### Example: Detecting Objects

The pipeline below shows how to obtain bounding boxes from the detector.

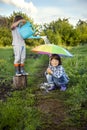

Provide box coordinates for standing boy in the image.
[11,15,28,76]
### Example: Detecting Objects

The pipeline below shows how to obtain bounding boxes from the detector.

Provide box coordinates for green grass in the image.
[0,47,48,130]
[0,45,87,129]
[62,45,87,128]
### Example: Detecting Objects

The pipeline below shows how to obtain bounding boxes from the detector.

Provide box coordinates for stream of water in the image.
[41,36,50,44]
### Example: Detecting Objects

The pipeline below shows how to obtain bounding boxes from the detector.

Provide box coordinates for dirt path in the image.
[35,87,78,130]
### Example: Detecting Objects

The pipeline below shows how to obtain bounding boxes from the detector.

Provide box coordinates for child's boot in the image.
[14,64,21,76]
[60,85,66,91]
[20,64,28,75]
[48,85,56,91]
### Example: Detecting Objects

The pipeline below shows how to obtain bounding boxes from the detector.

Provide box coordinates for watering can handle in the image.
[18,21,26,28]
[18,21,35,31]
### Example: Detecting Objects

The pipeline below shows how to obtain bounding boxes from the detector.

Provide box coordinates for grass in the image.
[0,47,48,130]
[0,45,87,130]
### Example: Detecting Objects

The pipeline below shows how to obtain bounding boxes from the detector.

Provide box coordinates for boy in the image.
[11,15,28,76]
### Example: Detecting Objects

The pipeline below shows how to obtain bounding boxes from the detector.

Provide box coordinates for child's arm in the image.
[46,68,53,75]
[47,66,64,78]
[11,19,26,30]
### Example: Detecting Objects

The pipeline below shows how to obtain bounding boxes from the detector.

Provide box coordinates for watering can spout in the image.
[28,35,51,41]
[28,35,41,39]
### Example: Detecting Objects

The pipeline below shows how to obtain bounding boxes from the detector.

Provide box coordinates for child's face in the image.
[50,59,59,67]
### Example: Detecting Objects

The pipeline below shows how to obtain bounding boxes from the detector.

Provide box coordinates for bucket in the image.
[18,21,35,39]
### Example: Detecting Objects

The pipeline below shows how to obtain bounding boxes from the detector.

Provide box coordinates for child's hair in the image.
[50,54,62,65]
[14,15,23,22]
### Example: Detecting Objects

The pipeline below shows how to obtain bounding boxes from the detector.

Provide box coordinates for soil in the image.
[0,78,13,101]
[35,88,78,130]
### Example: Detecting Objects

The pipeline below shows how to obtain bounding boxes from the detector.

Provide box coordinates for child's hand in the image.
[46,68,53,74]
[20,19,26,23]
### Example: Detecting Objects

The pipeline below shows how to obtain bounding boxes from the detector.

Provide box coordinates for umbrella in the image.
[32,44,73,57]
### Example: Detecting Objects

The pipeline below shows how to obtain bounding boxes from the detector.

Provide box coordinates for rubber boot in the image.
[48,86,56,91]
[60,85,66,91]
[15,66,21,76]
[20,66,28,75]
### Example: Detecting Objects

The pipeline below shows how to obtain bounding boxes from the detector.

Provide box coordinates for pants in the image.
[13,45,26,65]
[45,74,69,87]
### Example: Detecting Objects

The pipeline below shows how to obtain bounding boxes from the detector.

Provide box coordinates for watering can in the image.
[18,21,41,39]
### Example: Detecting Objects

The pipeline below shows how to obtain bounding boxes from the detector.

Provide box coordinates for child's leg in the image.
[46,74,54,86]
[53,76,67,91]
[20,45,26,65]
[13,45,21,65]
[13,45,21,76]
[20,45,28,75]
[45,74,56,91]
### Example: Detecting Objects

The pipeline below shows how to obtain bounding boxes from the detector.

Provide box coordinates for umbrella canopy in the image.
[32,44,73,57]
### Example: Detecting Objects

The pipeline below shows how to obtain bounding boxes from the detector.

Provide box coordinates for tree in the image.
[76,20,87,44]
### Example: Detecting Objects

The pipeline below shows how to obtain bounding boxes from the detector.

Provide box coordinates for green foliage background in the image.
[0,12,87,47]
